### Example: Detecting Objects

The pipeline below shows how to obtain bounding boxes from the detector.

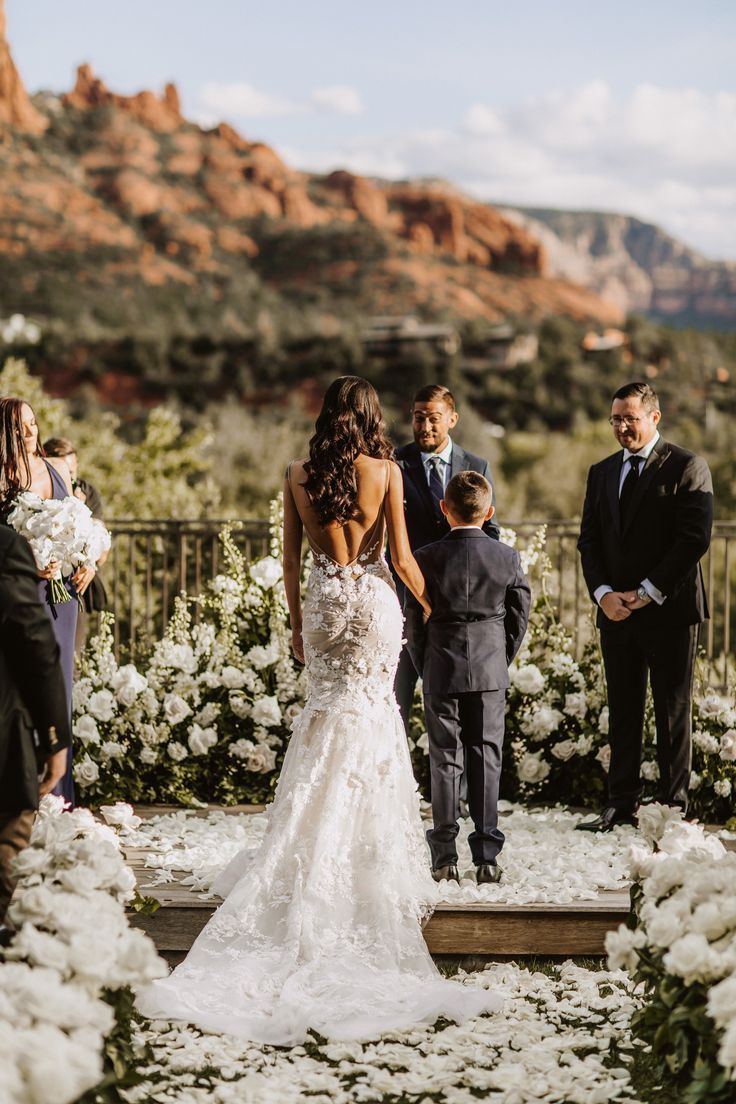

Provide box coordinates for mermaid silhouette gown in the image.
[39,460,77,806]
[138,466,502,1044]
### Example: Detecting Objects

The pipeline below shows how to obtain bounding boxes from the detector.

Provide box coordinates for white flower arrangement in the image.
[606,804,736,1095]
[1,797,165,1104]
[7,492,111,604]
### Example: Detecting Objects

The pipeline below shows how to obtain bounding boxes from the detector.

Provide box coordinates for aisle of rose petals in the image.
[124,962,643,1104]
[109,803,633,905]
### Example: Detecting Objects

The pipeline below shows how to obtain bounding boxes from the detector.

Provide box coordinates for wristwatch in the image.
[636,584,652,604]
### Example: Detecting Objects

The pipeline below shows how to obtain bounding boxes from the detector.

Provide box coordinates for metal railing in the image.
[101,518,735,683]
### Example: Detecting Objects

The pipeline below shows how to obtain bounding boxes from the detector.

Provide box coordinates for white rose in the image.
[251,696,282,728]
[162,693,190,725]
[663,932,722,984]
[284,703,303,724]
[693,729,719,755]
[140,746,158,765]
[645,900,687,947]
[720,730,736,761]
[220,666,247,690]
[641,759,660,781]
[598,706,609,735]
[516,751,551,784]
[188,724,218,756]
[510,664,545,696]
[521,703,563,740]
[690,771,703,789]
[708,975,736,1028]
[87,690,115,722]
[563,691,587,719]
[73,754,99,787]
[605,925,646,972]
[7,924,70,971]
[250,556,282,589]
[243,744,278,773]
[74,715,100,746]
[551,739,577,762]
[714,778,732,797]
[167,741,188,762]
[99,802,141,830]
[596,743,611,772]
[229,692,251,719]
[111,664,147,707]
[636,803,684,845]
[99,741,125,763]
[195,702,221,726]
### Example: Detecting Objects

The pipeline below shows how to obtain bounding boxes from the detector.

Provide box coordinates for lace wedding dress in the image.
[138,490,502,1044]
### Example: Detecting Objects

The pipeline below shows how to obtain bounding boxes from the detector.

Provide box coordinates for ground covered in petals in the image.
[120,804,633,905]
[125,962,645,1104]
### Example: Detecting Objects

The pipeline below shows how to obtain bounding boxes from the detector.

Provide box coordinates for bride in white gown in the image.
[138,376,502,1044]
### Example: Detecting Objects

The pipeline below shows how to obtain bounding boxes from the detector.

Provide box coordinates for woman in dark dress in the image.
[0,398,97,807]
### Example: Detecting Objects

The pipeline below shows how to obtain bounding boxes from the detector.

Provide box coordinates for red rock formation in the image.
[0,0,47,133]
[64,63,184,132]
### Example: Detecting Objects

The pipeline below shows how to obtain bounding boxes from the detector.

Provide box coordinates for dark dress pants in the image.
[424,689,505,867]
[395,645,419,736]
[601,621,699,814]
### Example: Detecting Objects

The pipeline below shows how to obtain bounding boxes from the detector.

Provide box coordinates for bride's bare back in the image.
[286,456,390,567]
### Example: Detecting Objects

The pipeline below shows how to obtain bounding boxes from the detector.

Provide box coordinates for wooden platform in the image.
[125,847,630,958]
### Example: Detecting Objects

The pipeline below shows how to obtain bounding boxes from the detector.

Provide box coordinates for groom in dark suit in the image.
[404,472,530,884]
[577,381,713,831]
[392,383,500,732]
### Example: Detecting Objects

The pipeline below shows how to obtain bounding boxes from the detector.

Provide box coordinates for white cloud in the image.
[311,85,363,115]
[282,81,736,259]
[199,82,364,120]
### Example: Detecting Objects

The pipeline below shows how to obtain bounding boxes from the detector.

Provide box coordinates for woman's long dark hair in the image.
[0,397,44,515]
[303,377,394,525]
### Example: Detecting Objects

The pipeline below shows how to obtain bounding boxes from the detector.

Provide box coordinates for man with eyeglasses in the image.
[577,381,713,831]
[392,383,499,735]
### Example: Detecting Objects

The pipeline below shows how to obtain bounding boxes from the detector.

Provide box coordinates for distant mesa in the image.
[0,0,47,133]
[64,63,184,133]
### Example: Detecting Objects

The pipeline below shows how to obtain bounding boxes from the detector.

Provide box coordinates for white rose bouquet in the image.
[7,492,111,604]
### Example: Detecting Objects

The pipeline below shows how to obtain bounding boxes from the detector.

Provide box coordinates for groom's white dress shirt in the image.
[420,438,453,492]
[594,431,665,607]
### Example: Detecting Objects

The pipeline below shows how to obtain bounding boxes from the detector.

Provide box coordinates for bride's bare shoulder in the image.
[284,458,309,481]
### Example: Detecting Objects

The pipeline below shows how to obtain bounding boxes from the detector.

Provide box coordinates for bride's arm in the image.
[385,463,431,617]
[282,469,305,663]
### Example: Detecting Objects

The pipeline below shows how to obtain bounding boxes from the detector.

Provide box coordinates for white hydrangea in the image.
[195,702,221,726]
[694,729,720,755]
[714,779,732,798]
[99,741,125,763]
[719,730,736,761]
[167,741,188,762]
[563,691,587,719]
[641,760,660,781]
[520,703,563,740]
[188,725,218,756]
[246,640,281,670]
[598,707,609,735]
[220,666,247,690]
[110,664,147,707]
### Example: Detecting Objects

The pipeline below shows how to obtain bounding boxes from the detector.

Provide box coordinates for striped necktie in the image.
[428,456,445,516]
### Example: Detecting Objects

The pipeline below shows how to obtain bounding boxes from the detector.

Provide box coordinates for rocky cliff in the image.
[0,8,627,401]
[504,207,736,329]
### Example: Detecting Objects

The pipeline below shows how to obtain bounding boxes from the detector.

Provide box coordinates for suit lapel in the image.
[621,437,671,535]
[606,453,623,536]
[449,442,468,481]
[404,444,437,518]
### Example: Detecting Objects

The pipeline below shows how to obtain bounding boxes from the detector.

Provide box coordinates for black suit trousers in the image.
[601,620,698,812]
[424,689,505,866]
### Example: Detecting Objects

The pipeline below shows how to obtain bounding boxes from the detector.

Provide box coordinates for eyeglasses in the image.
[609,416,647,427]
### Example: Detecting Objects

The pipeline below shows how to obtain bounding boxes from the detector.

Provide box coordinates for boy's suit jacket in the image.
[404,528,531,695]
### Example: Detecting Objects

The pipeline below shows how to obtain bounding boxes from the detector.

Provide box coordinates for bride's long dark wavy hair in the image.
[303,377,394,525]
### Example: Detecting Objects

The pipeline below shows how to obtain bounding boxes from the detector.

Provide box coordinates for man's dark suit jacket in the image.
[578,437,713,629]
[0,527,71,812]
[394,441,500,554]
[404,528,531,694]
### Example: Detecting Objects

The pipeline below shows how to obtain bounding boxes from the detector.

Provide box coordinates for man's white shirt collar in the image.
[623,430,660,464]
[421,438,453,466]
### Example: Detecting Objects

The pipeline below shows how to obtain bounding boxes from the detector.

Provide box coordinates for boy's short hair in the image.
[444,471,492,524]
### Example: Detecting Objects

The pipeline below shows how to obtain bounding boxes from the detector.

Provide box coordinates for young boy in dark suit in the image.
[404,471,531,884]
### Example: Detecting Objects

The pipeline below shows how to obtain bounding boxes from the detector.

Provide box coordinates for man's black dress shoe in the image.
[575,806,637,833]
[432,863,459,883]
[476,863,502,885]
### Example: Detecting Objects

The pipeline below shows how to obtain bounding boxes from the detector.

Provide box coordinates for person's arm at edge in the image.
[480,459,500,540]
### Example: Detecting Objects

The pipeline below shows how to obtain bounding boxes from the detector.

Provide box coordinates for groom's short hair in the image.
[413,384,455,412]
[444,471,492,523]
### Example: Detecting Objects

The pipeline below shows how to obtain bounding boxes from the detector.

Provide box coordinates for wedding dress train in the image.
[138,520,502,1044]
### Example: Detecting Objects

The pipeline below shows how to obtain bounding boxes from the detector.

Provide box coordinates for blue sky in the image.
[8,1,736,258]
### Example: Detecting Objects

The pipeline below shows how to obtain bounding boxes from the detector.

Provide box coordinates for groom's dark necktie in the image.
[427,456,445,517]
[619,454,642,524]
